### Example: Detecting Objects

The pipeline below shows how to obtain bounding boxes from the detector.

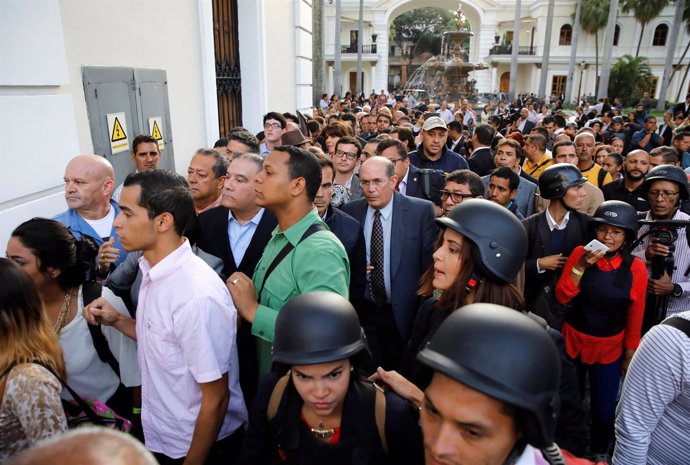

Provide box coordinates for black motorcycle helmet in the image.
[272,291,368,366]
[538,164,587,200]
[417,303,561,449]
[640,164,689,201]
[588,200,639,242]
[435,199,527,284]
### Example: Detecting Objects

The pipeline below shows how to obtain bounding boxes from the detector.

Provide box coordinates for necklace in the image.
[310,420,335,440]
[53,289,73,335]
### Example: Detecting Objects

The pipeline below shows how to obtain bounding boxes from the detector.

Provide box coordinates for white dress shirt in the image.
[228,208,264,267]
[136,240,247,458]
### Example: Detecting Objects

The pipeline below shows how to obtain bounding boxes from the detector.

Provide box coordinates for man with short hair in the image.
[631,116,662,153]
[332,136,363,201]
[55,154,127,267]
[445,121,465,155]
[536,140,605,215]
[482,139,536,218]
[522,133,552,179]
[602,149,651,211]
[260,112,287,155]
[575,131,613,188]
[113,135,162,202]
[227,129,260,156]
[377,138,444,213]
[515,107,536,135]
[487,167,523,219]
[188,148,229,215]
[441,169,484,216]
[673,93,690,119]
[672,131,690,169]
[342,157,436,368]
[390,126,416,152]
[633,165,690,330]
[225,146,350,376]
[376,107,393,133]
[408,117,469,174]
[196,152,277,404]
[649,146,679,168]
[467,123,496,176]
[84,170,247,465]
[438,101,453,123]
[360,137,384,162]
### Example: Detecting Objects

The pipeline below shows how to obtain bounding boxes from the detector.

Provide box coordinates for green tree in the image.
[390,8,456,57]
[676,1,690,100]
[620,0,670,57]
[577,0,609,95]
[608,55,653,104]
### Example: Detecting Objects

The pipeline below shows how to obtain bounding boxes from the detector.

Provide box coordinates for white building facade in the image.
[0,0,314,254]
[323,0,690,101]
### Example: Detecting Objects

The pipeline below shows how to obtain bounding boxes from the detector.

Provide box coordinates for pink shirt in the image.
[136,240,247,458]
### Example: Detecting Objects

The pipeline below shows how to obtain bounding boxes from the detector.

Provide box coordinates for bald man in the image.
[8,427,157,465]
[54,154,127,267]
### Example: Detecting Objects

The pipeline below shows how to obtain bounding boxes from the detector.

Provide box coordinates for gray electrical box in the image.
[82,66,175,185]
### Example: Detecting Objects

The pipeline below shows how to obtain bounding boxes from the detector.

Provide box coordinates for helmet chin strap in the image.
[557,197,576,212]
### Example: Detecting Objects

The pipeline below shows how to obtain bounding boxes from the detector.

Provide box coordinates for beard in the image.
[624,168,645,181]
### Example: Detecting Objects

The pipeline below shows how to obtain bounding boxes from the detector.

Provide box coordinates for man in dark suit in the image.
[673,93,690,119]
[313,155,367,310]
[445,120,466,155]
[196,152,277,404]
[342,157,437,369]
[512,107,535,135]
[522,164,591,305]
[467,123,496,177]
[377,138,445,216]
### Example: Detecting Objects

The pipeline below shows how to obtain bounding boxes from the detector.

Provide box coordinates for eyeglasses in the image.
[440,190,475,203]
[334,150,358,160]
[595,226,625,239]
[648,190,679,199]
[263,123,282,130]
[360,178,387,188]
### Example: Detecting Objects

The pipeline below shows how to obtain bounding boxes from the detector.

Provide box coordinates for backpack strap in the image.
[374,384,388,456]
[420,169,432,200]
[597,167,607,188]
[257,223,327,300]
[662,317,690,338]
[82,281,120,377]
[267,373,291,422]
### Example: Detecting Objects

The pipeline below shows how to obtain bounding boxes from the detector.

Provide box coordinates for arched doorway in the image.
[500,72,510,93]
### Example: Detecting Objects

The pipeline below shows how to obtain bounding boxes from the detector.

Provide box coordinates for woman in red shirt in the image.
[555,200,647,454]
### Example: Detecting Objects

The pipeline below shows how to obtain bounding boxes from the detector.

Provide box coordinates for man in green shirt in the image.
[226,145,350,375]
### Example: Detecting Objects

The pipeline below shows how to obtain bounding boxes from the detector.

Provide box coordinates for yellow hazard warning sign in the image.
[106,112,130,154]
[148,116,165,150]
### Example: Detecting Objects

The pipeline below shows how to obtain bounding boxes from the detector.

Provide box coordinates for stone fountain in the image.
[402,4,488,102]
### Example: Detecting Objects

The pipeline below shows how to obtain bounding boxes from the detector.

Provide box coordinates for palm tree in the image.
[578,0,609,96]
[657,0,685,111]
[608,55,653,102]
[620,0,670,57]
[598,0,620,99]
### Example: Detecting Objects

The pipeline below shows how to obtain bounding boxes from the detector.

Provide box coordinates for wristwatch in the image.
[672,283,683,298]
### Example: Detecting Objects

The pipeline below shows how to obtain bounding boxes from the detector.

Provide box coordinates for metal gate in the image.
[213,0,242,136]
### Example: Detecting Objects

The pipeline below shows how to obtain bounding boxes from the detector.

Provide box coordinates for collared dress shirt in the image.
[228,209,264,267]
[136,240,247,458]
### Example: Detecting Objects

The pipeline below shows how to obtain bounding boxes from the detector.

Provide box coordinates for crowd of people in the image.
[2,89,690,465]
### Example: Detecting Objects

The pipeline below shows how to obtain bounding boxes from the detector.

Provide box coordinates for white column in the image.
[491,66,498,92]
[237,0,268,134]
[373,24,388,91]
[328,65,334,95]
[370,65,377,93]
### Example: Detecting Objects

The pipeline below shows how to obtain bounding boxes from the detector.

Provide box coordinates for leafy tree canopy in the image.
[390,7,457,55]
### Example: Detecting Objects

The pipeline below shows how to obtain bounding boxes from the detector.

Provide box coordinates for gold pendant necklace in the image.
[310,420,335,440]
[53,289,73,335]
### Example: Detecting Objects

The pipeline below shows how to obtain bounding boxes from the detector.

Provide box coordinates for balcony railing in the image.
[489,45,536,55]
[340,44,377,54]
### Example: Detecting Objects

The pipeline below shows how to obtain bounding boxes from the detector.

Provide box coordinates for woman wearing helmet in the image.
[555,200,648,454]
[399,199,527,378]
[239,292,423,465]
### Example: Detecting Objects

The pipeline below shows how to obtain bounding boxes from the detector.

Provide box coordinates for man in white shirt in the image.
[85,170,247,465]
[438,101,453,123]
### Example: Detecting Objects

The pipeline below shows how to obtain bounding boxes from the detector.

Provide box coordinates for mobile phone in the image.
[584,239,608,254]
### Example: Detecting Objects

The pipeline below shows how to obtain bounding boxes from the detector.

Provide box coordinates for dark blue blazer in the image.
[342,192,437,339]
[405,164,445,206]
[325,206,367,304]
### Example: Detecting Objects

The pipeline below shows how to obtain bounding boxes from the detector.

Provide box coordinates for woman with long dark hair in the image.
[555,200,647,454]
[0,258,67,461]
[6,218,139,411]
